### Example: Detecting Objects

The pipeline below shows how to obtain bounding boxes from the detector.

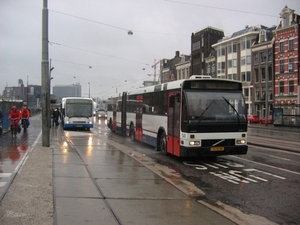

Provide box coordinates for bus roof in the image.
[126,77,242,96]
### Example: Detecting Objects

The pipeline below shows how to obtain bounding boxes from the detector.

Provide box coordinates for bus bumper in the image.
[180,145,248,157]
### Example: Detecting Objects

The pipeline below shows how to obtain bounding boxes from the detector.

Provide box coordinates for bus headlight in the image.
[236,139,246,144]
[189,141,200,146]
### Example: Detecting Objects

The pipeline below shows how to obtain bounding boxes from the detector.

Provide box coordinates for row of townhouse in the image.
[159,5,299,121]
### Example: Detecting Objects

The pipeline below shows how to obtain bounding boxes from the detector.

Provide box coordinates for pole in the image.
[265,42,269,126]
[27,75,29,105]
[41,0,50,146]
[88,82,90,98]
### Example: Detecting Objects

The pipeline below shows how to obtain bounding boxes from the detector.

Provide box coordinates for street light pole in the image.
[88,82,90,98]
[27,75,29,105]
[41,0,50,146]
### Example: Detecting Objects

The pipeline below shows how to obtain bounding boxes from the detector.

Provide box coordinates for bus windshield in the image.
[66,103,93,118]
[185,91,246,123]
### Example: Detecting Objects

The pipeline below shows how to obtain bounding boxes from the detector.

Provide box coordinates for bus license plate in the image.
[211,147,224,151]
[76,125,83,128]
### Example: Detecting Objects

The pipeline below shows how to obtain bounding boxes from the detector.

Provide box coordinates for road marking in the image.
[0,173,12,178]
[0,182,7,187]
[230,156,300,176]
[269,155,291,161]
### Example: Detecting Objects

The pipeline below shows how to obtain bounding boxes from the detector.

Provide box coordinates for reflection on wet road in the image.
[0,114,41,201]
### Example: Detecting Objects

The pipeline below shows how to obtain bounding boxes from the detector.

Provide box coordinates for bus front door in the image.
[167,92,180,156]
[135,95,143,141]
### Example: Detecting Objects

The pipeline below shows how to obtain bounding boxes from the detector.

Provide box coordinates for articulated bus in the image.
[61,97,95,130]
[107,76,248,157]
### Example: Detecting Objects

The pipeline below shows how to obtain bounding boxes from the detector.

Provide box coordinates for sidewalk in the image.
[1,124,299,225]
[248,124,300,153]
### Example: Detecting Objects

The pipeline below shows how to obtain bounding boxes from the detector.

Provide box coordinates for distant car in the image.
[260,116,272,124]
[96,109,107,119]
[247,115,260,123]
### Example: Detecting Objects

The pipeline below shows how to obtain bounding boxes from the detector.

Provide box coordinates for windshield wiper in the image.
[197,100,215,124]
[222,96,240,124]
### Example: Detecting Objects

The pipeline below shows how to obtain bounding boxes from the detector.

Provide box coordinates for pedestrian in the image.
[52,107,61,126]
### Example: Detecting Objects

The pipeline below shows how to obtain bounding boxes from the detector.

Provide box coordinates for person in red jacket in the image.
[8,106,21,132]
[21,106,31,128]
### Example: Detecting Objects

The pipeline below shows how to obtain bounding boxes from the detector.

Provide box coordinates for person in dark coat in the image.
[52,108,61,126]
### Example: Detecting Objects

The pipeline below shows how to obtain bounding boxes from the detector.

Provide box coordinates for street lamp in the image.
[88,82,90,98]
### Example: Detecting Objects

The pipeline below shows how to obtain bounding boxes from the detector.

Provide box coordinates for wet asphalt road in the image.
[92,118,300,225]
[1,115,300,224]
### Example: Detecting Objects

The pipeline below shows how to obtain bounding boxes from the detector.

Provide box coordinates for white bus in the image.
[61,97,94,130]
[107,76,248,157]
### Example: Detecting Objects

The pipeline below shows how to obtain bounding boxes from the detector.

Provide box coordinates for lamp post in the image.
[88,82,90,98]
[41,0,50,146]
[27,75,29,106]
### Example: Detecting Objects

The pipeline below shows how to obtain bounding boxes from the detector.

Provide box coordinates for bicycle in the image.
[21,117,29,132]
[10,118,19,138]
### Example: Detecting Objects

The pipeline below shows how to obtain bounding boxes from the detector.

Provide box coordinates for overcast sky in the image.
[1,0,300,99]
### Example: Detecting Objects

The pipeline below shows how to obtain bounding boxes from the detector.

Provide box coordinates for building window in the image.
[246,55,251,65]
[269,88,273,100]
[177,70,181,80]
[283,15,290,27]
[279,41,284,52]
[279,81,284,96]
[233,59,237,67]
[241,71,251,82]
[228,60,232,68]
[241,56,246,65]
[228,43,232,53]
[289,58,294,72]
[279,59,284,73]
[217,62,225,74]
[255,88,259,100]
[233,43,237,52]
[243,88,249,102]
[260,52,266,63]
[233,73,237,80]
[254,53,259,64]
[246,71,251,82]
[255,69,259,83]
[289,39,294,51]
[261,68,265,82]
[259,30,266,43]
[261,87,266,100]
[267,50,272,62]
[192,41,200,51]
[289,80,294,95]
[201,35,204,47]
[268,66,273,81]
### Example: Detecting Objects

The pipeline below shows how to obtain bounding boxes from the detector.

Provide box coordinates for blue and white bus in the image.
[61,97,94,130]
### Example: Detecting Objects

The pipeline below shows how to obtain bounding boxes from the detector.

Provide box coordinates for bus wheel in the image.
[159,132,168,155]
[129,124,135,141]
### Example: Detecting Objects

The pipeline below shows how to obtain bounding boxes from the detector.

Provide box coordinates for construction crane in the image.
[148,59,160,83]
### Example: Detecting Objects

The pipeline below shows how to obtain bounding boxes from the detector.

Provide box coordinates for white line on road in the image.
[0,173,12,178]
[230,156,300,176]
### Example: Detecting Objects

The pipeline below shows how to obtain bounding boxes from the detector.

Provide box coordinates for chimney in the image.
[175,51,180,57]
